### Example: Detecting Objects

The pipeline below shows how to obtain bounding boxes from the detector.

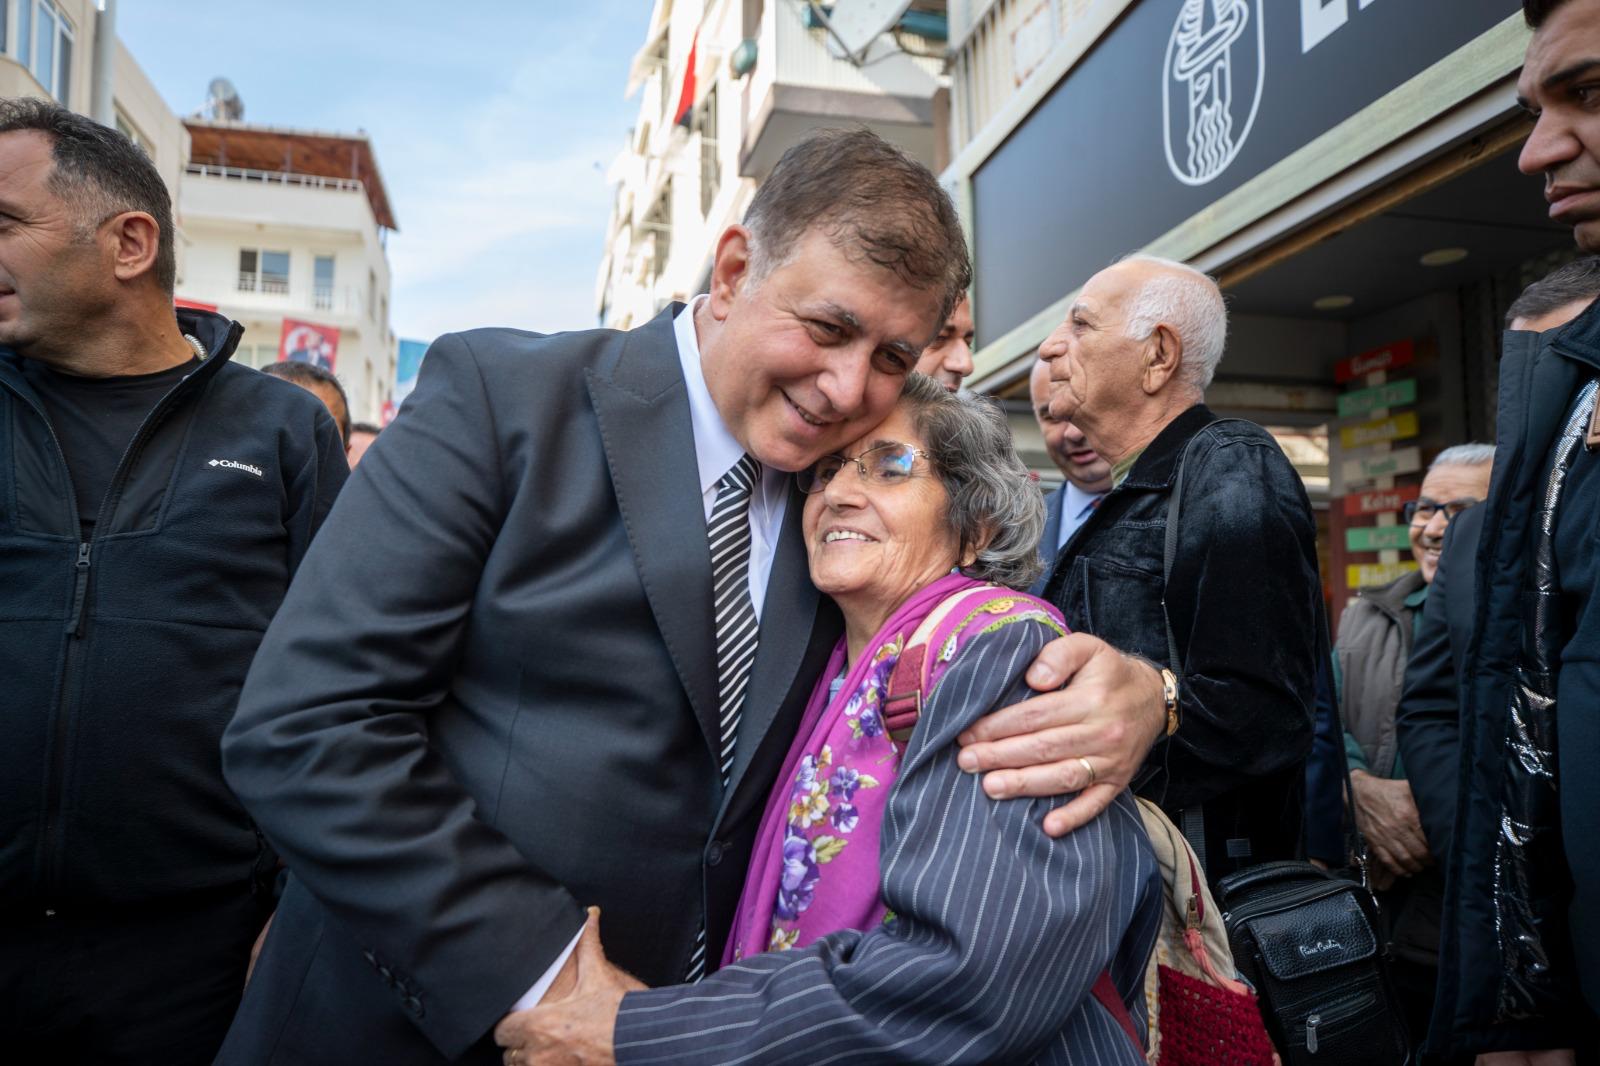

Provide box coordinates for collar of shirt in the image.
[1063,481,1102,520]
[673,296,788,522]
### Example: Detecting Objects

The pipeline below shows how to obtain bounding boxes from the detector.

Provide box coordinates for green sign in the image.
[1338,379,1417,418]
[1346,525,1412,552]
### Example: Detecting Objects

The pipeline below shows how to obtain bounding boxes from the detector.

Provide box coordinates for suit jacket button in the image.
[378,965,394,983]
[706,841,725,866]
[404,994,424,1017]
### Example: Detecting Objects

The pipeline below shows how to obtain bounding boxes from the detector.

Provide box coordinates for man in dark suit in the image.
[216,131,1174,1065]
[1027,356,1110,595]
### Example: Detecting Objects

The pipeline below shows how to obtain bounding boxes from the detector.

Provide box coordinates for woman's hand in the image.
[494,908,645,1066]
[955,633,1167,837]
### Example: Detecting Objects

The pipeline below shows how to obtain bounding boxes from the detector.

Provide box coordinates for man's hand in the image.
[1349,770,1432,877]
[1476,1051,1577,1066]
[494,908,644,1066]
[245,911,274,989]
[956,633,1166,837]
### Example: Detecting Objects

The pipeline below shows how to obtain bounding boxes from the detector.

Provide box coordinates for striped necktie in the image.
[687,452,761,982]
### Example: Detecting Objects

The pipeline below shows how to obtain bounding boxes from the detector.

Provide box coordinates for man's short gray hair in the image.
[1429,443,1495,473]
[1120,255,1227,392]
[897,373,1046,589]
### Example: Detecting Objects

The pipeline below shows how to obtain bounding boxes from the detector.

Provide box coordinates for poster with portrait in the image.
[278,318,340,372]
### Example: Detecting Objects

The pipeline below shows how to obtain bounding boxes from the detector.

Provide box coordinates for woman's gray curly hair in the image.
[897,373,1046,589]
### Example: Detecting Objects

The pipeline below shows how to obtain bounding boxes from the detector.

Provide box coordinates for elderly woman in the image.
[498,375,1160,1065]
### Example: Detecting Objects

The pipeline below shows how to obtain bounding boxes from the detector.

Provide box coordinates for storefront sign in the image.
[1340,411,1419,450]
[1346,525,1413,552]
[1347,561,1420,589]
[1341,483,1420,517]
[1337,378,1417,417]
[971,0,1518,345]
[1341,446,1423,484]
[1335,340,1416,384]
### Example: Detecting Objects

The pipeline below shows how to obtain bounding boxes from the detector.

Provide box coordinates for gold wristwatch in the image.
[1160,668,1179,735]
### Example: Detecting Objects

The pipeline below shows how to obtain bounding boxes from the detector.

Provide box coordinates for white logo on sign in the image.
[1162,0,1266,187]
[208,458,264,478]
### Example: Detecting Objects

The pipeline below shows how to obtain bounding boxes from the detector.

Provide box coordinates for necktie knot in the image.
[718,453,760,499]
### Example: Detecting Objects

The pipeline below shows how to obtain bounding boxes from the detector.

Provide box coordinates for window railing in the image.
[313,284,334,310]
[238,272,289,295]
[237,271,256,293]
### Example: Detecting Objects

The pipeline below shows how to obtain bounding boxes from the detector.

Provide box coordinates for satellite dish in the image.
[204,77,244,122]
[816,0,915,63]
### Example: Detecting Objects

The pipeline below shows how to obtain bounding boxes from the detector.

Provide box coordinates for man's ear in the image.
[104,211,163,285]
[1141,323,1184,395]
[707,225,754,322]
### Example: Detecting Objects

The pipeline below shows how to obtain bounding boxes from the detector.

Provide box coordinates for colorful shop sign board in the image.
[1337,378,1417,419]
[1342,446,1423,485]
[1335,339,1415,384]
[1340,411,1419,451]
[1346,525,1412,552]
[1341,483,1420,517]
[1347,561,1420,589]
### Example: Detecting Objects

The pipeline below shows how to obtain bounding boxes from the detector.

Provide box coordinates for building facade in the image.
[947,0,1554,604]
[176,121,399,424]
[596,0,950,330]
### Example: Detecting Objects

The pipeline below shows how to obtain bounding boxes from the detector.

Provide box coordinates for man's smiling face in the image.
[701,228,945,473]
[1519,0,1600,251]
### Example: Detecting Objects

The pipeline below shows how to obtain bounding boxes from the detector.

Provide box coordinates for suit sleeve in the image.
[1146,436,1320,810]
[223,333,585,1059]
[282,404,349,576]
[1396,520,1465,859]
[613,618,1158,1065]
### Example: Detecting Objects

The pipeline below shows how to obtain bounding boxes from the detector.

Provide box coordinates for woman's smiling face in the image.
[802,406,962,635]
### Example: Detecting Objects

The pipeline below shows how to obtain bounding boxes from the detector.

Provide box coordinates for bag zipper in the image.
[1222,878,1354,928]
[1298,989,1376,1054]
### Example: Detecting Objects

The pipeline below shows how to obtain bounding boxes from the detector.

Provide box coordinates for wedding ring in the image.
[1076,756,1096,787]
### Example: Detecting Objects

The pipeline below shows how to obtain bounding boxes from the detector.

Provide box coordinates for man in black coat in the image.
[0,101,347,1065]
[217,130,1177,1066]
[1038,255,1321,888]
[1425,3,1600,1053]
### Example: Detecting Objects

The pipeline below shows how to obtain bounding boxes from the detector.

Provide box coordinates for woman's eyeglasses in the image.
[798,442,932,494]
[1402,497,1481,526]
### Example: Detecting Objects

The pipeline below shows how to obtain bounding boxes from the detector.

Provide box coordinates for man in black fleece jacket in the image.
[0,100,347,1065]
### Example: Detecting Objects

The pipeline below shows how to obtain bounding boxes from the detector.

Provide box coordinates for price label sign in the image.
[1347,561,1420,589]
[1340,411,1419,450]
[1337,378,1417,418]
[1346,525,1413,552]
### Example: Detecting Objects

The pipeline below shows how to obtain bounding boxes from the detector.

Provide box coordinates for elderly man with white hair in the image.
[1036,255,1322,888]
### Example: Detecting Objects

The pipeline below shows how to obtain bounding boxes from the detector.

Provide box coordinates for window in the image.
[313,255,335,310]
[21,1,72,104]
[698,85,719,217]
[366,268,376,320]
[115,110,146,152]
[238,248,289,294]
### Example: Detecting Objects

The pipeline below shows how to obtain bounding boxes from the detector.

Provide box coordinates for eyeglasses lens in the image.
[868,445,916,483]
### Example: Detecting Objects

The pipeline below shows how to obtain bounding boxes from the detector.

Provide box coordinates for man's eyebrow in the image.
[1540,57,1600,98]
[816,301,920,358]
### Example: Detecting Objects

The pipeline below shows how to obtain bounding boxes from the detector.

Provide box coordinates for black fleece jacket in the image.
[0,309,347,912]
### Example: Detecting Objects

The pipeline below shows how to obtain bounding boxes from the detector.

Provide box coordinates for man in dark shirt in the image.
[0,100,346,1065]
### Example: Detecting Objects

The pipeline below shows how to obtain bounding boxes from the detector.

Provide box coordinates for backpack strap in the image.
[882,585,1007,742]
[1091,971,1142,1050]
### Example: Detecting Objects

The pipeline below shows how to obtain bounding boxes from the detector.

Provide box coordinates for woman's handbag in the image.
[1136,797,1280,1065]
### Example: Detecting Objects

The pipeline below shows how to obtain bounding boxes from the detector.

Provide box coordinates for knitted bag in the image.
[1136,797,1279,1065]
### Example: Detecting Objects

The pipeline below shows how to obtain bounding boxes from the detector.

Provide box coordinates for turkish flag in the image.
[674,31,698,127]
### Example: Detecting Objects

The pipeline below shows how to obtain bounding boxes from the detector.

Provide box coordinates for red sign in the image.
[1341,483,1420,517]
[1335,339,1415,384]
[278,318,340,372]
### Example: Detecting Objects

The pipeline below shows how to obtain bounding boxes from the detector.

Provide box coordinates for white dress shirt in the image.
[1057,481,1104,552]
[511,296,789,1012]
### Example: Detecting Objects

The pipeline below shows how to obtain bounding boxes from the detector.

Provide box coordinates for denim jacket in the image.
[1042,404,1321,884]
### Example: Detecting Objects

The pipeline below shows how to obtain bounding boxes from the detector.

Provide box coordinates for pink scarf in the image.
[722,573,988,963]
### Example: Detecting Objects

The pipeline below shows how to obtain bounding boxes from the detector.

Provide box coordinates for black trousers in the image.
[0,886,270,1066]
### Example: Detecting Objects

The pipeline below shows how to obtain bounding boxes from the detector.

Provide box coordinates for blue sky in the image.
[118,0,647,344]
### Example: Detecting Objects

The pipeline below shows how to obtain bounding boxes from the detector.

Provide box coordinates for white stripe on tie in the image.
[687,452,760,982]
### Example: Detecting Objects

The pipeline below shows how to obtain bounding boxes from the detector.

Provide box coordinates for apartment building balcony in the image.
[739,0,947,179]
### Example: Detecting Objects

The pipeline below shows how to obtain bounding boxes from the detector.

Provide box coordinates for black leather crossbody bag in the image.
[1163,423,1411,1065]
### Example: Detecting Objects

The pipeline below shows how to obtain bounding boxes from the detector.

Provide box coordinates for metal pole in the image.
[90,0,117,126]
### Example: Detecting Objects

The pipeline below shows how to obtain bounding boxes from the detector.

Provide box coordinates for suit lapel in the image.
[720,479,823,815]
[587,307,722,756]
